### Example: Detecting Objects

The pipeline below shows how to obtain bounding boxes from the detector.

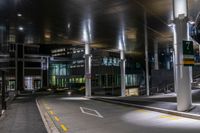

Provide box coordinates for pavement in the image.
[37,94,200,133]
[0,93,47,133]
[92,89,200,120]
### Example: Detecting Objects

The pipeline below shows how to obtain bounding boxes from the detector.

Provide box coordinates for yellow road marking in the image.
[49,111,54,115]
[159,115,180,120]
[61,124,68,132]
[54,116,60,122]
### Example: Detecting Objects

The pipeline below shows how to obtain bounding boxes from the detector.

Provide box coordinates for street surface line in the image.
[159,115,180,120]
[49,111,54,115]
[80,107,104,118]
[54,116,60,122]
[61,124,68,132]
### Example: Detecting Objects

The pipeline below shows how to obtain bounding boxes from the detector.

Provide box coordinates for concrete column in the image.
[154,39,159,70]
[85,43,92,97]
[172,50,178,93]
[144,11,150,96]
[173,0,192,111]
[187,23,193,83]
[120,50,126,97]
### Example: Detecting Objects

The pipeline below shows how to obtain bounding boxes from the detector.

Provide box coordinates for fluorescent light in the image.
[173,0,187,18]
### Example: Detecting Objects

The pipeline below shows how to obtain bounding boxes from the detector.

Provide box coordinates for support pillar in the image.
[120,50,126,97]
[154,39,159,70]
[173,0,192,111]
[144,11,150,96]
[85,43,92,97]
[187,23,193,83]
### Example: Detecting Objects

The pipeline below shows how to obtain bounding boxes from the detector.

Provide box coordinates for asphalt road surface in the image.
[38,95,200,133]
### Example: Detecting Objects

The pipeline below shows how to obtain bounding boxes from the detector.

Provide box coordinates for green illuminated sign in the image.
[182,40,194,66]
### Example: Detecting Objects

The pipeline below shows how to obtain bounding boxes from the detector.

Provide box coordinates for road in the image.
[38,95,200,133]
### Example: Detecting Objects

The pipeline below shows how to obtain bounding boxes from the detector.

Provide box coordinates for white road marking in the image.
[80,107,104,118]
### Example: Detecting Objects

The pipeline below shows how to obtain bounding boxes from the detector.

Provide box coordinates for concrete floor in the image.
[38,95,200,133]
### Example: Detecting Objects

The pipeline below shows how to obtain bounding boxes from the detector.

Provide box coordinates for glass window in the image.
[102,57,108,66]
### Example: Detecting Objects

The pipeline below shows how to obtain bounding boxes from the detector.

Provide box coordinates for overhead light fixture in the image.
[17,13,22,17]
[18,26,24,31]
[189,20,195,25]
[168,23,174,27]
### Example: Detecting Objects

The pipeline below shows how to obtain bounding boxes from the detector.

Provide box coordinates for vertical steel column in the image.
[120,50,126,97]
[85,43,91,97]
[144,11,150,96]
[154,39,159,70]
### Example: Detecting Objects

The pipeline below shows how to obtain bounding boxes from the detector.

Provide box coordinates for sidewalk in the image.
[0,93,47,133]
[92,89,200,120]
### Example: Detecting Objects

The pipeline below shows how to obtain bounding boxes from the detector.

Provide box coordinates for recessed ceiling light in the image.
[18,26,24,31]
[17,13,22,17]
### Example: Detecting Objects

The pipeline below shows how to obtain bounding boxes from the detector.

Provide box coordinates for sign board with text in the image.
[182,40,194,66]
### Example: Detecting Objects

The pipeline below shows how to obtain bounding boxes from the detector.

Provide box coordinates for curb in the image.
[92,98,200,120]
[36,99,60,133]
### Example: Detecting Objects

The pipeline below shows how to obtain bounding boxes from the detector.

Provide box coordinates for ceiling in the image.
[0,0,200,56]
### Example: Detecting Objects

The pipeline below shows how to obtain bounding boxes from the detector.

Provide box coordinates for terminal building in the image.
[47,46,144,95]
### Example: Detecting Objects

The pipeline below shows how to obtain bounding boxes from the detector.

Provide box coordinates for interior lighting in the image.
[173,0,187,18]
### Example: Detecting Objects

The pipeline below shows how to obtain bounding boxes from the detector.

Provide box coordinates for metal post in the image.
[144,11,150,96]
[15,44,18,95]
[41,57,43,88]
[85,43,92,97]
[166,46,171,70]
[46,57,49,87]
[22,44,24,90]
[120,50,126,97]
[1,71,6,110]
[154,39,159,70]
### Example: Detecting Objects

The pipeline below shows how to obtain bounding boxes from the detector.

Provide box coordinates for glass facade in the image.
[49,63,69,87]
